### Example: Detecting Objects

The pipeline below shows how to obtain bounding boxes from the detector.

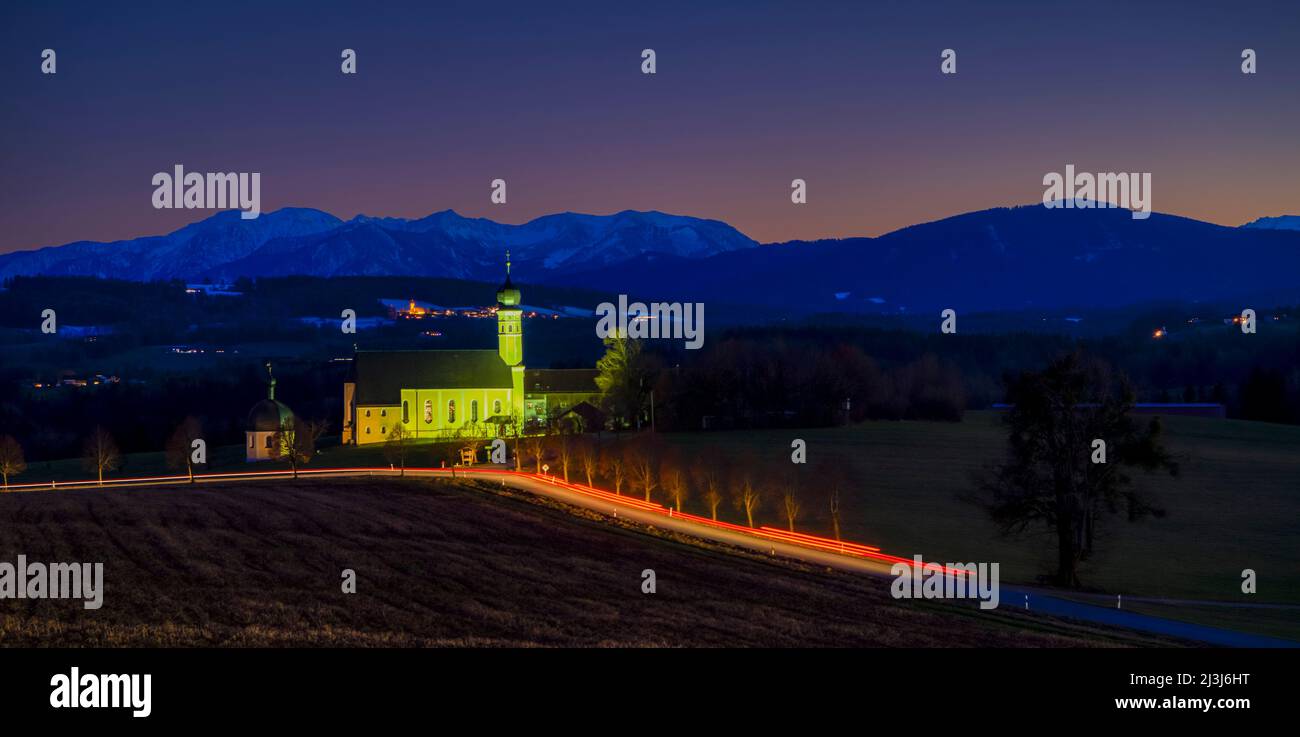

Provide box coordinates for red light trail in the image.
[3,465,970,575]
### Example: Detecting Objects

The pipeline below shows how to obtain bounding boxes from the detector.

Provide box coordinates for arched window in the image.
[471,400,479,423]
[447,400,456,424]
[248,435,254,448]
[493,399,502,415]
[402,401,409,424]
[423,400,433,424]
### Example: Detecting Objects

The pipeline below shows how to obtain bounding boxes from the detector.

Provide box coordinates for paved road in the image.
[467,469,1299,648]
[10,465,1297,647]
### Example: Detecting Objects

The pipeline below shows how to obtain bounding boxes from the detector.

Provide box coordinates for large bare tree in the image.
[971,353,1178,587]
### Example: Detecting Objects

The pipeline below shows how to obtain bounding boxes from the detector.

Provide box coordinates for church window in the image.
[381,409,386,417]
[248,436,254,448]
[493,399,502,415]
[402,401,409,424]
[423,400,433,424]
[381,426,386,434]
[471,400,479,423]
[448,400,456,424]
[265,436,273,449]
[364,409,371,417]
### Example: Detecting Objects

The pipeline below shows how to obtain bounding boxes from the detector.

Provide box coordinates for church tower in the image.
[496,251,523,366]
[495,252,526,425]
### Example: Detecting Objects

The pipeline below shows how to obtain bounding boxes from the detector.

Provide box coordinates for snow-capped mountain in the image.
[0,208,758,282]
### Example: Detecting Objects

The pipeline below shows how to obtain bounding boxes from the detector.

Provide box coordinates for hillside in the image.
[0,477,1166,647]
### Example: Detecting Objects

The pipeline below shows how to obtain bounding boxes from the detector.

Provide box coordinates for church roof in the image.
[525,368,600,394]
[353,350,513,405]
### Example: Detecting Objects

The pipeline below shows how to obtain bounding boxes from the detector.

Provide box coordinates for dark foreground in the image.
[0,478,1173,647]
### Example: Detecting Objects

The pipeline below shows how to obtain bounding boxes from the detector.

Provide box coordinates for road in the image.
[7,465,1297,647]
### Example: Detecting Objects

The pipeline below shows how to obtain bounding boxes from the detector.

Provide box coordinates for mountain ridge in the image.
[3,204,1298,312]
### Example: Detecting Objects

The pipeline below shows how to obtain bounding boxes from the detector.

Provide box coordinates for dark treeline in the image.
[0,362,346,463]
[637,322,1300,430]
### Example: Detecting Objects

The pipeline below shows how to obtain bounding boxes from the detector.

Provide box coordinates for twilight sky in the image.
[1,0,1298,254]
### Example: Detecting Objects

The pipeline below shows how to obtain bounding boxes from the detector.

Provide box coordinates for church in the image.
[342,258,600,444]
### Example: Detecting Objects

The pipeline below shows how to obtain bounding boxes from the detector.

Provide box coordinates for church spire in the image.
[265,362,277,400]
[496,249,520,307]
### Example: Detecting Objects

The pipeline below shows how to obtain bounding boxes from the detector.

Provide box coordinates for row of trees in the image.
[0,427,124,489]
[505,431,854,535]
[0,415,328,489]
[593,332,968,432]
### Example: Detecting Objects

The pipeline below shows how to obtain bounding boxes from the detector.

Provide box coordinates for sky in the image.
[1,0,1298,253]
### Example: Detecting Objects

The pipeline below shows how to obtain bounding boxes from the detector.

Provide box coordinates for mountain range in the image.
[2,204,1298,312]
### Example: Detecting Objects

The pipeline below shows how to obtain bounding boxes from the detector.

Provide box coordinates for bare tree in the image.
[552,430,574,482]
[603,447,627,494]
[0,435,27,490]
[781,486,801,532]
[273,418,325,479]
[661,454,688,512]
[825,461,848,541]
[165,416,205,483]
[383,424,412,476]
[733,469,762,527]
[576,436,601,487]
[82,426,121,486]
[829,486,842,541]
[627,439,659,502]
[693,459,726,521]
[524,433,548,475]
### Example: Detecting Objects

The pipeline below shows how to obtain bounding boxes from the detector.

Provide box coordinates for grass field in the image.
[656,413,1300,619]
[0,477,1168,647]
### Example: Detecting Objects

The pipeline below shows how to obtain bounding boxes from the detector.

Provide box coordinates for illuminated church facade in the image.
[343,258,599,444]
